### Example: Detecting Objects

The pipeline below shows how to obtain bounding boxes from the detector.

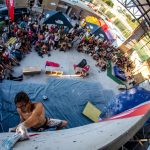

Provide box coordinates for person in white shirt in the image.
[54,33,60,49]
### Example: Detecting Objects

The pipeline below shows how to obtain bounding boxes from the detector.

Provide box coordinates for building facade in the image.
[14,0,99,19]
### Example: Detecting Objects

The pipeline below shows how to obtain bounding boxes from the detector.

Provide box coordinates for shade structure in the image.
[99,19,105,26]
[99,20,109,32]
[93,27,109,41]
[105,29,115,42]
[86,22,108,41]
[85,16,100,26]
[86,17,109,32]
[86,22,100,33]
[44,10,73,29]
[85,16,114,41]
[101,24,109,32]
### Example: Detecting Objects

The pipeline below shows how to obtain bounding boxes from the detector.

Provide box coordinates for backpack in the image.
[77,59,87,68]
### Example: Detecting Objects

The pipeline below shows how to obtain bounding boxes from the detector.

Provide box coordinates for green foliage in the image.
[102,0,114,7]
[133,43,150,62]
[100,6,106,13]
[117,9,122,14]
[114,18,131,38]
[122,9,126,15]
[113,19,126,31]
[105,11,115,19]
[143,33,150,45]
[117,10,138,30]
[125,13,132,20]
[133,34,150,62]
[126,18,139,30]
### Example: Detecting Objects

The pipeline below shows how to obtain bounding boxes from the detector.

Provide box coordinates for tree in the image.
[126,13,132,20]
[102,0,114,7]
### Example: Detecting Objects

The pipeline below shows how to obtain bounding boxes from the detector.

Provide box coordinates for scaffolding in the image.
[120,123,150,150]
[117,0,150,63]
[117,0,150,38]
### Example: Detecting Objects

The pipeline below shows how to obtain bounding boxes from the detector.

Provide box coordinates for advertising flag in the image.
[9,0,14,21]
[5,0,9,8]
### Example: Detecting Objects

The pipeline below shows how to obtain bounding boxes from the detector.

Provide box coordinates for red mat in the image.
[46,61,60,67]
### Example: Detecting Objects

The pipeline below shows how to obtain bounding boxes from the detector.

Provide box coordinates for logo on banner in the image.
[55,20,63,25]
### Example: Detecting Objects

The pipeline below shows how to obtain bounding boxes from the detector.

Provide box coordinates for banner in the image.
[9,0,14,21]
[101,102,150,122]
[5,0,9,8]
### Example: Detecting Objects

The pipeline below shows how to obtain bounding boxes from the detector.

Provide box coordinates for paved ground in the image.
[12,46,120,95]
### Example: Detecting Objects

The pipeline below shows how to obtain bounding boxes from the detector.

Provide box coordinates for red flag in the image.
[9,0,14,21]
[5,0,9,8]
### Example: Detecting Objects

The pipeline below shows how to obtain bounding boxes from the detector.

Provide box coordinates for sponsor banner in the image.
[101,102,150,121]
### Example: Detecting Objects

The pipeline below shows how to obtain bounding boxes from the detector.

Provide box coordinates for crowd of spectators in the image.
[76,29,136,86]
[0,12,135,85]
[77,30,135,73]
[0,12,81,81]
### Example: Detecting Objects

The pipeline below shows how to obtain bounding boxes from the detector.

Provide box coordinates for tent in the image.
[44,10,73,29]
[84,16,115,41]
[99,19,109,32]
[85,16,100,26]
[105,30,115,42]
[86,22,108,41]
